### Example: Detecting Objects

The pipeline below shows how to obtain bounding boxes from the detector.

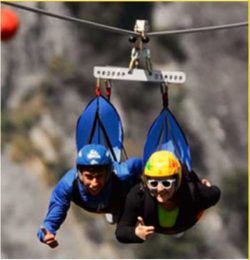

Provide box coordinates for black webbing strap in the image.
[87,97,119,162]
[97,114,118,162]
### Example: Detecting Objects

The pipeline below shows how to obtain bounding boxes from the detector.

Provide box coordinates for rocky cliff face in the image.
[1,2,248,258]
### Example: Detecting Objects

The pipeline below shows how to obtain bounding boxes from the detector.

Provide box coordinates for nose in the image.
[157,182,166,192]
[90,177,99,188]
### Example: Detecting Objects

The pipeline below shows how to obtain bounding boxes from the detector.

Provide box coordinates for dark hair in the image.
[77,164,109,174]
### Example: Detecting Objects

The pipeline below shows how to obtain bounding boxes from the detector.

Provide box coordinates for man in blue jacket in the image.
[37,144,143,248]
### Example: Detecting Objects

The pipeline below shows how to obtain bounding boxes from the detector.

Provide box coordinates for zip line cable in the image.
[1,2,137,36]
[148,21,248,36]
[1,1,248,36]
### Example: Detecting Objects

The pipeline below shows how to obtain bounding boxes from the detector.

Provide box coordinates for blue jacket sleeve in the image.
[115,157,143,181]
[37,169,76,240]
[126,157,143,178]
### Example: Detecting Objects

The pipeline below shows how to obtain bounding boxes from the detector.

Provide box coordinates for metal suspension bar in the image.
[93,66,186,84]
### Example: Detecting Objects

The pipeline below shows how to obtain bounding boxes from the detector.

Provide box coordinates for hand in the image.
[40,227,59,248]
[201,178,211,187]
[135,216,155,241]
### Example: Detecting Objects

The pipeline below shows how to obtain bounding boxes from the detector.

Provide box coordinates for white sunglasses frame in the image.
[147,178,176,190]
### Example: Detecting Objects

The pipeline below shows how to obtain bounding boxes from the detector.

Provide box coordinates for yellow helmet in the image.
[144,151,182,188]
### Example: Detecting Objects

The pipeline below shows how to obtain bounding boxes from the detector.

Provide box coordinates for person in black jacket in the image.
[115,151,221,243]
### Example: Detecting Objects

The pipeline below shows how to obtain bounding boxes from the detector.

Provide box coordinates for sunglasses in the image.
[147,178,176,190]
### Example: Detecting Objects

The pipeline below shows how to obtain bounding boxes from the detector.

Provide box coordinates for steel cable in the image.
[1,1,248,37]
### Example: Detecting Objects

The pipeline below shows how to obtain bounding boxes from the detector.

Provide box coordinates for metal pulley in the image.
[93,20,186,85]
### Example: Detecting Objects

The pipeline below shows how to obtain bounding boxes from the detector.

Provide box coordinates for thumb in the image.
[40,227,48,235]
[137,216,145,225]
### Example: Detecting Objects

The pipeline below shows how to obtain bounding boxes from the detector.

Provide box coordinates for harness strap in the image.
[87,109,99,144]
[161,83,169,108]
[98,113,118,162]
[104,79,112,100]
[87,96,118,162]
[95,79,102,96]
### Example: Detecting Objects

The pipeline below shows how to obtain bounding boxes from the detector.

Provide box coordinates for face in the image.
[146,177,177,204]
[79,168,108,196]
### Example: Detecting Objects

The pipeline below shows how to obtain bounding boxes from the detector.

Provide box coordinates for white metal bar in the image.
[93,66,186,84]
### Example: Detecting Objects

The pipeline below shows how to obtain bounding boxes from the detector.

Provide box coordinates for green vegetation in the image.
[47,55,75,79]
[1,89,45,148]
[44,158,69,184]
[2,86,67,184]
[8,135,42,163]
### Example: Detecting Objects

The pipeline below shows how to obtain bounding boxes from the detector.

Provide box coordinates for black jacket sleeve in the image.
[115,185,145,243]
[195,182,221,209]
[189,170,221,210]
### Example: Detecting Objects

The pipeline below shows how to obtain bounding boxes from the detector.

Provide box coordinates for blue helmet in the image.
[76,144,112,167]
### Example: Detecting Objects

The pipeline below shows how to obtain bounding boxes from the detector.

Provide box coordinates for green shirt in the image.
[158,204,179,228]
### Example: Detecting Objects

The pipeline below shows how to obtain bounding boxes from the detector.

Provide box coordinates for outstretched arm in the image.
[115,185,152,243]
[194,173,221,209]
[37,175,72,247]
